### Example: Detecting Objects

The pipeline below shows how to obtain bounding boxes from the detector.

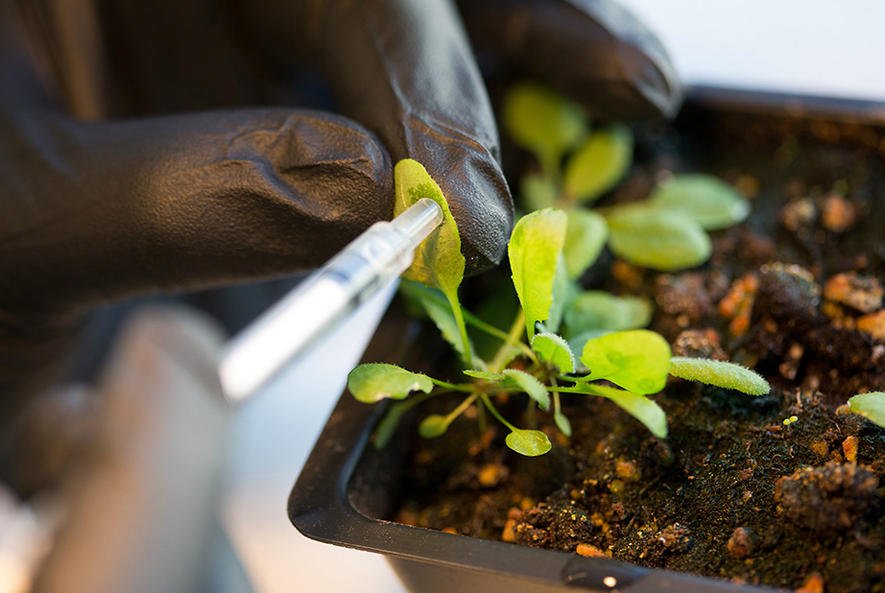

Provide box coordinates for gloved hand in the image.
[0,0,680,431]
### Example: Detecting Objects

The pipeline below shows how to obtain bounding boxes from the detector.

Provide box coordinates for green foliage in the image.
[531,332,576,374]
[394,159,471,362]
[847,392,885,428]
[554,410,572,437]
[607,207,711,271]
[400,281,476,366]
[580,330,671,395]
[648,174,749,230]
[522,173,557,211]
[505,429,553,457]
[508,209,568,338]
[563,210,608,279]
[418,414,449,438]
[564,125,633,204]
[565,291,651,336]
[588,383,668,438]
[502,369,550,411]
[354,145,763,459]
[348,363,433,403]
[502,83,586,176]
[669,357,770,395]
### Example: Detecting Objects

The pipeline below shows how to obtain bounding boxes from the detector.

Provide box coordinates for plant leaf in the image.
[669,357,770,395]
[590,383,668,438]
[400,281,476,365]
[394,159,464,295]
[563,210,608,279]
[521,173,558,211]
[348,363,433,403]
[648,174,750,230]
[418,414,450,438]
[465,369,550,411]
[463,369,506,382]
[531,332,576,374]
[502,369,550,411]
[505,429,553,457]
[607,206,711,271]
[554,411,572,437]
[546,256,572,334]
[563,124,633,204]
[580,330,671,395]
[502,83,586,175]
[509,209,568,338]
[565,290,652,337]
[373,395,432,449]
[847,392,885,428]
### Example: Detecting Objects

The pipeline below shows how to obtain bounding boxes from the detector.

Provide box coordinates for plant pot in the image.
[290,88,884,593]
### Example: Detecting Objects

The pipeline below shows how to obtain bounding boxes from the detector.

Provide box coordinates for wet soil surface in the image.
[391,109,885,592]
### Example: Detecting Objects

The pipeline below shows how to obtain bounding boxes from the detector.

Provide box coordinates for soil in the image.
[390,107,885,592]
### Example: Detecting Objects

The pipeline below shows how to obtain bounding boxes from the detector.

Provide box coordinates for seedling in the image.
[347,160,769,457]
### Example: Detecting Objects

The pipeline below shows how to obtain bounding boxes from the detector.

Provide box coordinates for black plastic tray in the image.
[289,87,885,593]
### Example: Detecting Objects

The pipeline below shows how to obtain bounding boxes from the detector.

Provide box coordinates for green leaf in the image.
[648,174,750,230]
[348,363,433,403]
[580,330,671,395]
[531,332,576,374]
[508,209,568,338]
[546,256,572,334]
[418,414,450,438]
[590,383,668,438]
[394,159,464,295]
[463,369,505,382]
[669,357,770,395]
[394,159,471,362]
[563,210,608,279]
[847,392,885,428]
[521,173,558,211]
[554,411,572,437]
[502,83,586,175]
[563,125,633,204]
[502,369,550,411]
[400,281,476,366]
[505,429,553,457]
[373,395,431,449]
[565,291,652,335]
[607,207,711,271]
[465,369,550,411]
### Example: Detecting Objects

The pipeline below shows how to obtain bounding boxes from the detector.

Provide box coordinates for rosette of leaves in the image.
[504,82,751,274]
[348,162,769,457]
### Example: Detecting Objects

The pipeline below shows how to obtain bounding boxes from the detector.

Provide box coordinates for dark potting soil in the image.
[391,108,885,592]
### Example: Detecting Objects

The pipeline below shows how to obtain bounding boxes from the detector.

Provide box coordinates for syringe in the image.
[219,198,443,403]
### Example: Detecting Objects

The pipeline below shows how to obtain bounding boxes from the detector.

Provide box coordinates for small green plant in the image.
[348,160,769,457]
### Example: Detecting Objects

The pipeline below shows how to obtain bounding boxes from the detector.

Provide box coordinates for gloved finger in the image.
[1,107,392,319]
[235,0,514,274]
[34,306,229,593]
[457,0,682,120]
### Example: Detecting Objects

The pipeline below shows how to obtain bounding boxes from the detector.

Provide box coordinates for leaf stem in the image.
[444,290,473,366]
[445,393,478,423]
[490,310,533,373]
[478,393,517,432]
[551,377,562,416]
[429,378,475,393]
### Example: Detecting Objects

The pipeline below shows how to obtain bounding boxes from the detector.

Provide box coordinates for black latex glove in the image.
[0,0,680,427]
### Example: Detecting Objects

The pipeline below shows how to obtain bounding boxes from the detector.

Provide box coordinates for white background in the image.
[223,3,885,592]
